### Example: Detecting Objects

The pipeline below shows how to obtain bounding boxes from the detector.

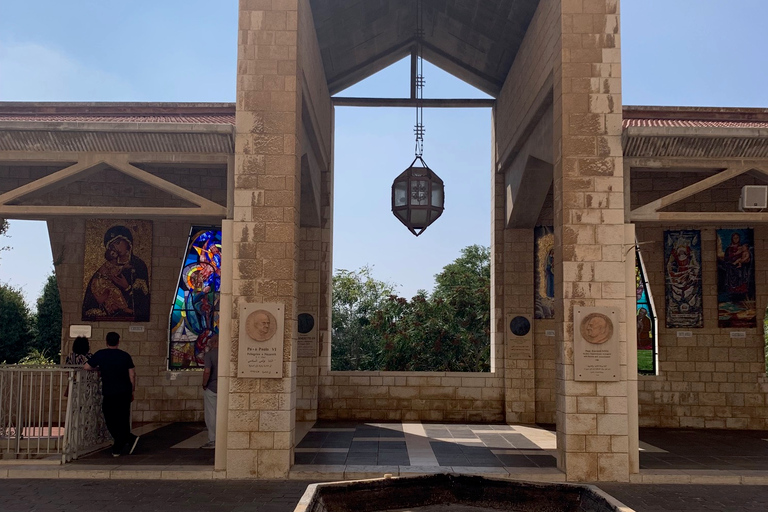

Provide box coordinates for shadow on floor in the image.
[639,427,768,471]
[73,422,214,466]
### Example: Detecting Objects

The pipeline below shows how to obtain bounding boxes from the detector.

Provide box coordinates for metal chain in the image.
[414,0,425,158]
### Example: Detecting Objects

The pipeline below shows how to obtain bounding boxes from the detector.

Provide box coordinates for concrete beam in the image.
[503,105,554,229]
[332,98,495,108]
[0,151,231,165]
[506,155,553,229]
[0,205,225,221]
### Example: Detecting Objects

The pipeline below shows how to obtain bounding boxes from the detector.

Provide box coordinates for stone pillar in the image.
[501,227,537,424]
[554,0,629,481]
[229,0,301,478]
[296,227,321,422]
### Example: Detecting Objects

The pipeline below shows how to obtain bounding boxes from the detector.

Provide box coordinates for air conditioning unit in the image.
[739,185,768,210]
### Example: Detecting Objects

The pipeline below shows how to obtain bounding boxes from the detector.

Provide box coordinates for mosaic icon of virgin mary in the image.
[82,222,151,322]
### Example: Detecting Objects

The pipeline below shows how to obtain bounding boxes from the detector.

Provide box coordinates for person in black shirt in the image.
[84,331,139,457]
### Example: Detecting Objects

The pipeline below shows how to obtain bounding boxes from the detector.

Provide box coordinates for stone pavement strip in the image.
[0,479,318,512]
[596,484,768,512]
[2,479,768,512]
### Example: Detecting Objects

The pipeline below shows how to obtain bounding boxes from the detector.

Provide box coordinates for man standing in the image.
[84,331,139,457]
[201,335,218,449]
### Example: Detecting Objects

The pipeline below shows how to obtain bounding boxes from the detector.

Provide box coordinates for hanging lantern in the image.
[391,0,444,237]
[391,156,444,236]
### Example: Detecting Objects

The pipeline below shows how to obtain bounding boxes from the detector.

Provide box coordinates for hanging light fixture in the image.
[391,0,444,237]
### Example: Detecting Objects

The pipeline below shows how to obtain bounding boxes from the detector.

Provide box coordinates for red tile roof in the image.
[623,118,768,129]
[0,114,235,124]
[0,102,236,125]
[623,106,768,130]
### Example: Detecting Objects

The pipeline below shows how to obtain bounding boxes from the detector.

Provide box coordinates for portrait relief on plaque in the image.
[238,303,284,378]
[580,313,614,345]
[573,306,620,381]
[245,309,278,342]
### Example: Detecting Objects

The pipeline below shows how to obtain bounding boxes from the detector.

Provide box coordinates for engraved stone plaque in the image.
[297,311,318,358]
[573,306,620,381]
[505,312,533,359]
[238,303,284,378]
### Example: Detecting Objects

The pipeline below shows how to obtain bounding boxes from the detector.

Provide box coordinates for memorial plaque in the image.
[238,302,284,378]
[573,306,620,381]
[297,311,318,358]
[505,312,533,359]
[69,325,92,338]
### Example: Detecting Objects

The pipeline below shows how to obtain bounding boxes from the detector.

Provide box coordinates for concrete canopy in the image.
[311,0,541,96]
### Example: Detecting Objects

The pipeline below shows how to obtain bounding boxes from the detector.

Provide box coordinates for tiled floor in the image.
[8,421,768,484]
[638,427,768,471]
[293,422,558,470]
[71,422,214,466]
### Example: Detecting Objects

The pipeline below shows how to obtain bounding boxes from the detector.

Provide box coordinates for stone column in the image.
[229,0,301,478]
[501,227,537,424]
[554,0,629,481]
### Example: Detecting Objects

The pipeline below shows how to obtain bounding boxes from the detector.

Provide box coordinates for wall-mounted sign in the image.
[129,325,145,333]
[545,330,555,337]
[573,307,620,382]
[297,311,318,358]
[505,312,533,359]
[730,331,746,339]
[676,331,692,338]
[69,325,92,338]
[238,303,284,378]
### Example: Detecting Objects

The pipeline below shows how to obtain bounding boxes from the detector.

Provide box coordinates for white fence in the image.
[0,366,109,463]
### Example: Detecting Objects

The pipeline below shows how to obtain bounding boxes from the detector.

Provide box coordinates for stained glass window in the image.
[636,248,657,375]
[168,226,222,370]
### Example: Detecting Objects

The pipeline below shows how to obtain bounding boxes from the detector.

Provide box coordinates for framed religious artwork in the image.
[534,226,555,319]
[82,220,152,322]
[716,228,756,328]
[663,230,703,328]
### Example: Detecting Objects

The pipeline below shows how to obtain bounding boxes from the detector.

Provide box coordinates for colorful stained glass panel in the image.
[168,226,222,370]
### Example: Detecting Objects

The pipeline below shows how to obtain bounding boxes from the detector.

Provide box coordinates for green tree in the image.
[0,284,35,363]
[374,245,490,372]
[331,266,395,371]
[0,218,8,255]
[34,273,62,359]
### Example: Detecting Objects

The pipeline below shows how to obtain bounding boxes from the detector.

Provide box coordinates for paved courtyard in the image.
[2,421,768,510]
[1,479,768,511]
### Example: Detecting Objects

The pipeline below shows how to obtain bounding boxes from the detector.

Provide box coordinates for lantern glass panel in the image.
[394,181,408,207]
[394,209,408,222]
[410,179,428,205]
[410,209,428,226]
[431,185,443,208]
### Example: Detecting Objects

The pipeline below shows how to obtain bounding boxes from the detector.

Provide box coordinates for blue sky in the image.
[1,0,767,305]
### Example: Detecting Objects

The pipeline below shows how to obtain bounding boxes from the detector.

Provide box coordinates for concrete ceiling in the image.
[310,0,541,97]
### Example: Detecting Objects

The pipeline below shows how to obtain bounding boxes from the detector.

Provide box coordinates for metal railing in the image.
[0,366,109,463]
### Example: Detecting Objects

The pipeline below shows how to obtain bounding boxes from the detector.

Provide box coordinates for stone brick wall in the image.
[318,371,504,423]
[296,0,332,424]
[492,0,560,430]
[495,0,559,158]
[632,170,768,429]
[553,0,628,482]
[297,227,321,422]
[38,162,227,422]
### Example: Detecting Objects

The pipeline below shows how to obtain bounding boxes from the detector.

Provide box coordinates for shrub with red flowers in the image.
[332,246,490,372]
